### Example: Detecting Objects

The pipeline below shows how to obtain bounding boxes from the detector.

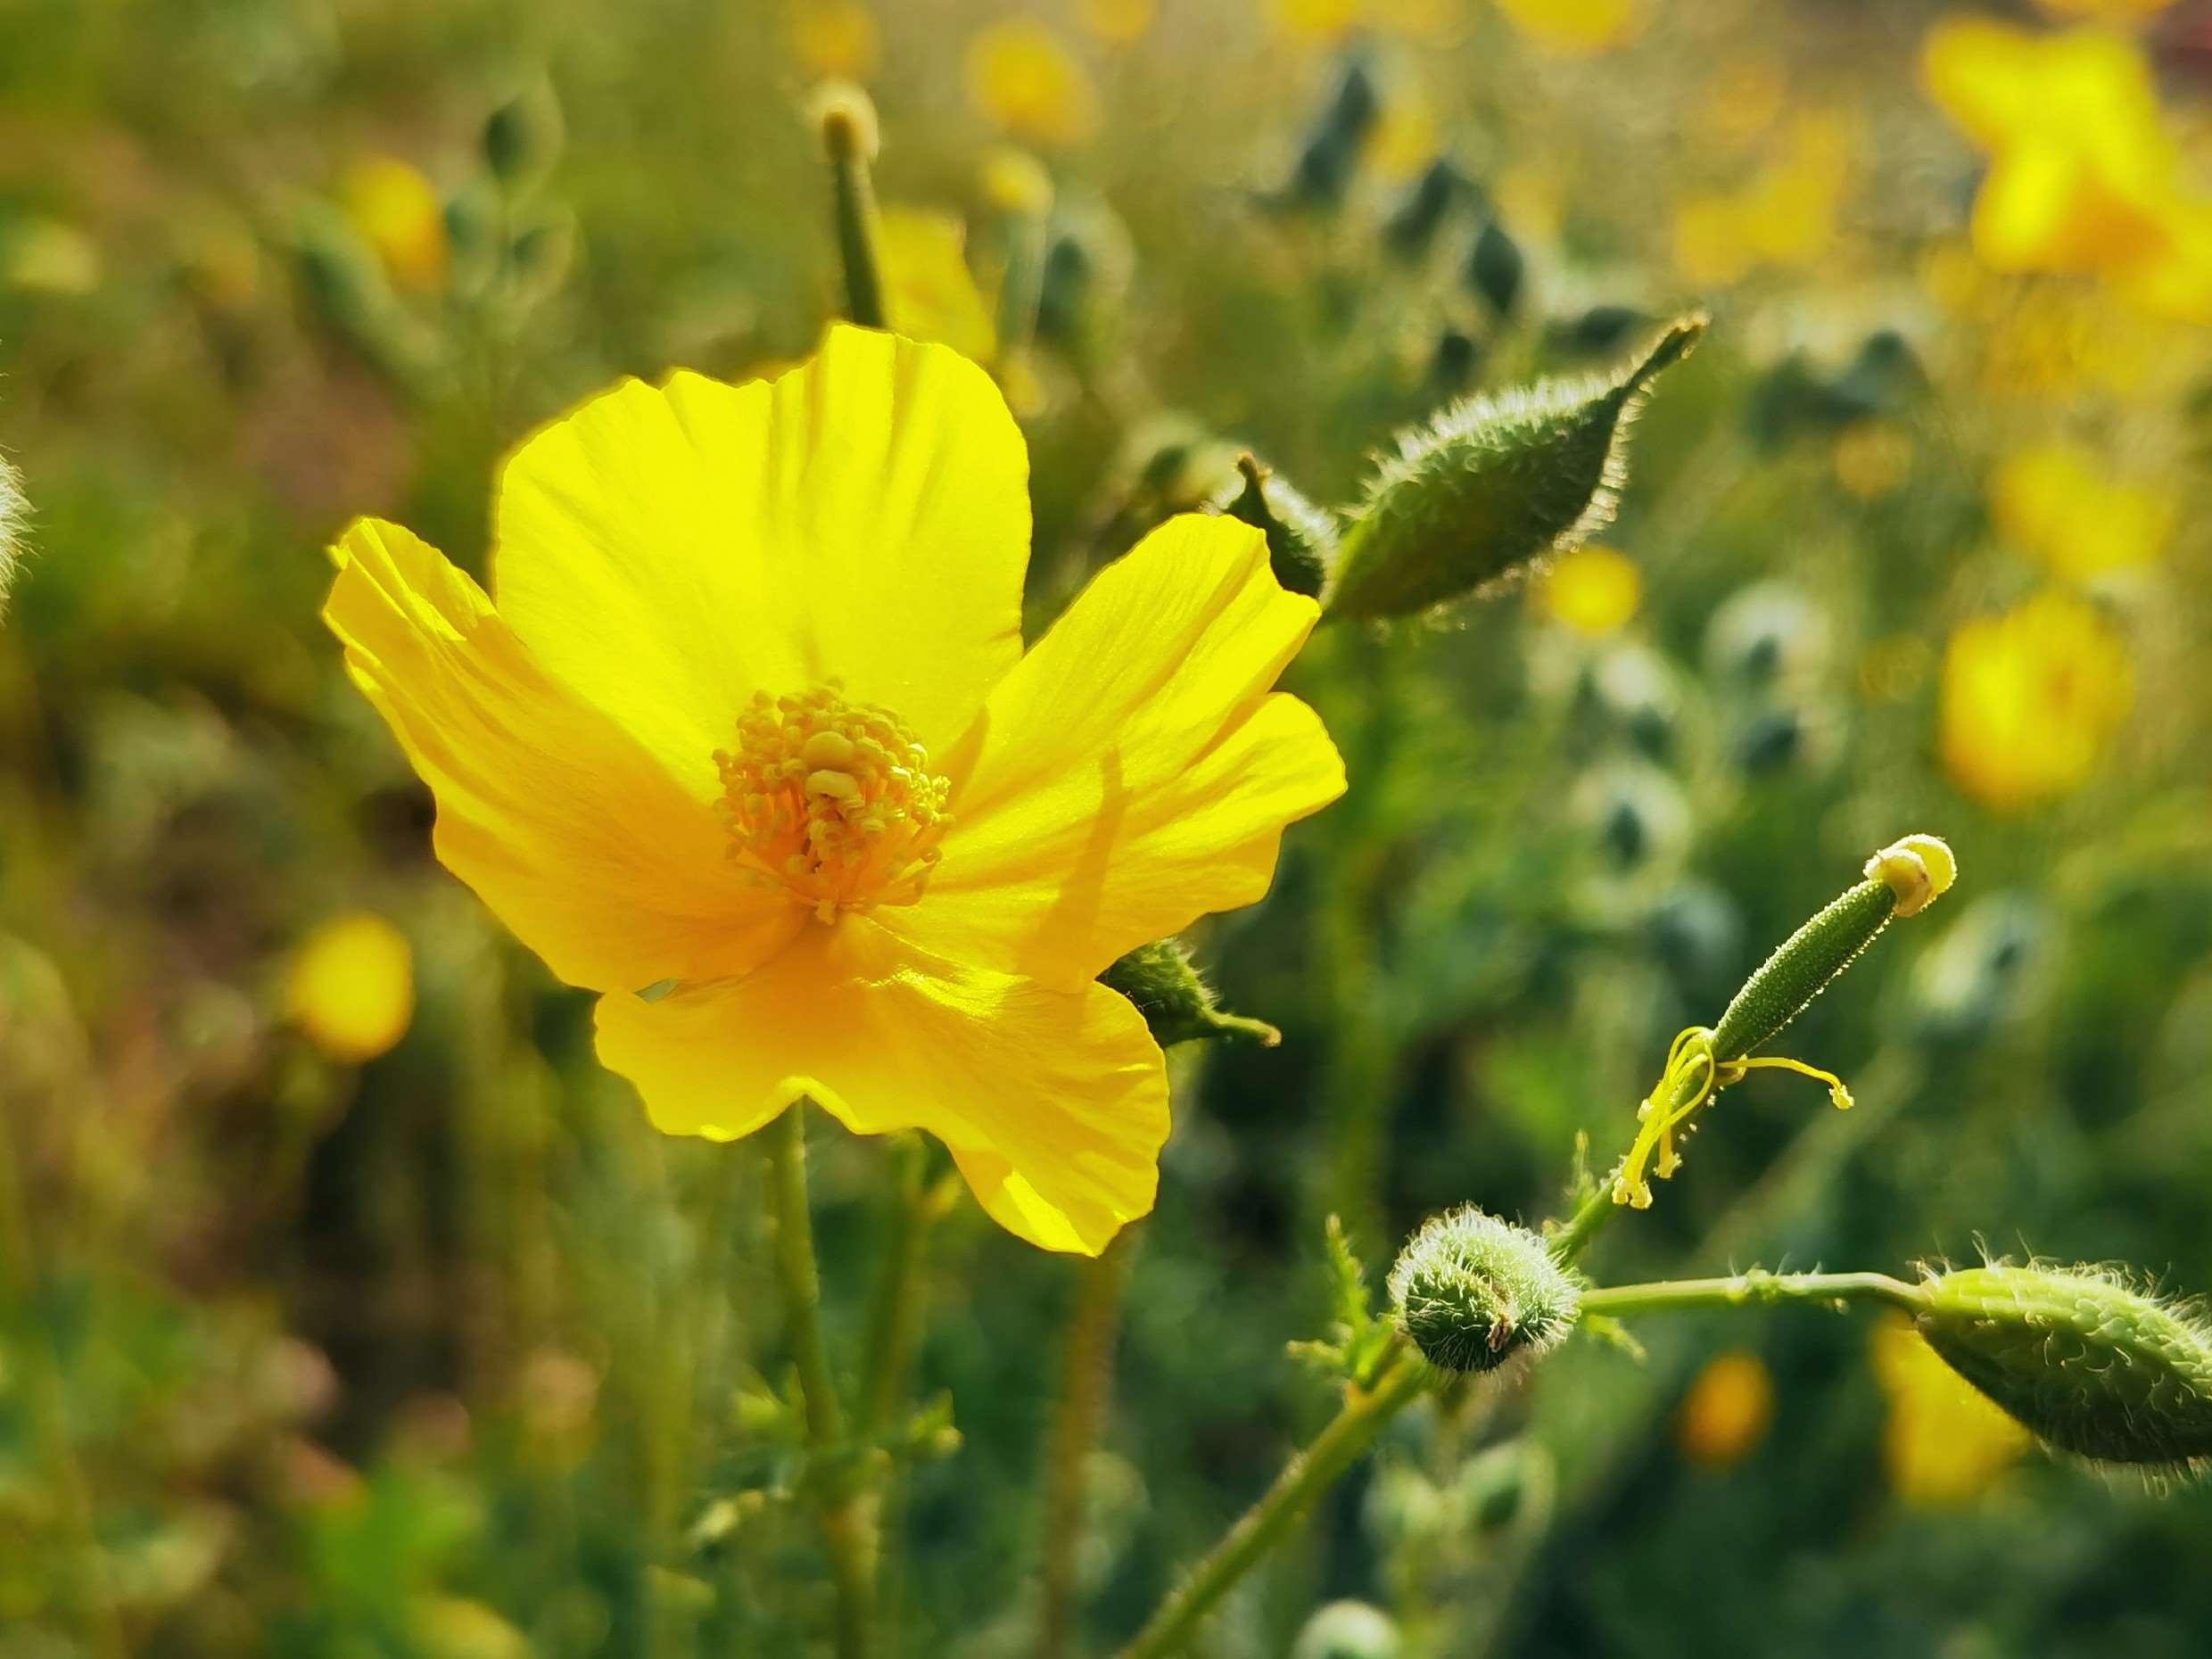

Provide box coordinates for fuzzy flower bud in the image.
[1221,454,1341,600]
[1388,1208,1581,1374]
[1325,315,1704,621]
[0,450,23,620]
[1098,937,1280,1047]
[1914,1262,2212,1470]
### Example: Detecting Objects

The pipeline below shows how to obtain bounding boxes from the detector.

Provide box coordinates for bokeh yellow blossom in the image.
[1678,1350,1775,1468]
[2035,0,2175,21]
[1833,421,1912,500]
[286,912,415,1064]
[1920,21,2212,318]
[1939,590,2133,811]
[1539,544,1640,636]
[1673,111,1852,285]
[965,19,1100,148]
[1366,83,1440,182]
[790,1,880,80]
[1269,0,1363,44]
[1870,1313,2030,1505]
[1494,0,1639,54]
[1989,442,2174,583]
[337,158,449,293]
[1079,0,1156,44]
[321,327,1343,1254]
[877,209,997,367]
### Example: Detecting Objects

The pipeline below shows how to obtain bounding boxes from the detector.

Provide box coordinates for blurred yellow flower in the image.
[790,0,880,80]
[1367,84,1440,182]
[337,158,449,293]
[877,209,997,367]
[1673,111,1852,285]
[1079,0,1156,43]
[321,326,1342,1254]
[1,217,101,295]
[1494,0,1639,54]
[1833,421,1911,500]
[1677,1349,1775,1468]
[1989,441,2174,583]
[1870,1312,2030,1505]
[1269,0,1363,42]
[1939,590,2133,812]
[1920,21,2212,318]
[286,912,414,1064]
[965,19,1100,148]
[1539,544,1640,636]
[2035,0,2175,20]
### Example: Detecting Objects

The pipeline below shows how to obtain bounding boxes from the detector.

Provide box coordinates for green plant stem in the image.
[764,1103,876,1659]
[857,1135,935,1437]
[1037,1234,1135,1659]
[1579,1269,1925,1320]
[1548,1053,1711,1265]
[1112,1348,1432,1659]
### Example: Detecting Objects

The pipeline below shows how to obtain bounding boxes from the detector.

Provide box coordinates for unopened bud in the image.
[1915,1262,2212,1469]
[1325,315,1704,621]
[1098,937,1280,1047]
[0,451,23,620]
[1466,219,1523,318]
[1292,1600,1401,1659]
[1383,158,1463,260]
[1388,1208,1581,1375]
[1222,454,1340,600]
[483,75,564,186]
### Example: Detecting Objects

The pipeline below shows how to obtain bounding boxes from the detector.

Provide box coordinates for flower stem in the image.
[1111,1348,1432,1659]
[764,1102,877,1659]
[1579,1269,1926,1320]
[857,1135,937,1438]
[1037,1234,1134,1659]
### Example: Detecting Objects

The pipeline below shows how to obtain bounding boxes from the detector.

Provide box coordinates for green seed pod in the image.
[1325,315,1704,621]
[1222,454,1340,600]
[483,75,565,187]
[1098,938,1280,1047]
[1387,1208,1581,1375]
[1709,835,1955,1062]
[1916,1263,2212,1469]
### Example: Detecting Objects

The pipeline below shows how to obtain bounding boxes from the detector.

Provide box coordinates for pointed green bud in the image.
[1466,219,1523,318]
[1387,1207,1581,1375]
[1222,454,1340,600]
[1325,315,1704,621]
[1383,158,1463,260]
[1915,1262,2212,1470]
[483,75,564,187]
[1099,938,1280,1047]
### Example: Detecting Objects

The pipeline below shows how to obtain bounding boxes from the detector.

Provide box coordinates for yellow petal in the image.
[593,920,1167,1253]
[891,514,1342,989]
[325,518,799,991]
[491,325,1029,788]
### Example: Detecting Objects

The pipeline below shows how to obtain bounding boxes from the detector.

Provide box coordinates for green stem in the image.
[1037,1235,1135,1659]
[857,1136,936,1437]
[1547,1055,1710,1266]
[764,1104,876,1659]
[1579,1269,1925,1320]
[1112,1349,1432,1659]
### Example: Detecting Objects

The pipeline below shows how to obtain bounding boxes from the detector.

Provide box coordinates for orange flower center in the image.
[714,685,953,924]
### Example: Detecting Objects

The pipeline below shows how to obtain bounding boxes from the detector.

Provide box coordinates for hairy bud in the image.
[1325,315,1704,621]
[0,451,22,619]
[1221,454,1340,600]
[1098,938,1280,1048]
[1387,1208,1581,1374]
[1915,1262,2212,1470]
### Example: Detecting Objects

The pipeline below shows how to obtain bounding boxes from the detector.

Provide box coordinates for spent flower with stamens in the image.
[322,326,1344,1254]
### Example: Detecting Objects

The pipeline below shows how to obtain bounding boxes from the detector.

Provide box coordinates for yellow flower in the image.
[321,327,1343,1254]
[337,158,449,293]
[1988,442,2175,583]
[1078,0,1156,43]
[964,19,1100,149]
[1870,1313,2030,1505]
[1493,0,1640,54]
[1673,111,1853,285]
[1677,1350,1774,1468]
[1939,590,2133,812]
[1538,544,1639,636]
[2035,0,2175,21]
[1366,83,1440,183]
[1833,421,1911,500]
[790,0,880,80]
[1269,0,1363,43]
[286,912,415,1063]
[1920,20,2205,302]
[876,209,997,367]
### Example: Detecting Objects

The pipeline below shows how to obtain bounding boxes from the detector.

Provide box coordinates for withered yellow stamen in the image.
[714,683,953,924]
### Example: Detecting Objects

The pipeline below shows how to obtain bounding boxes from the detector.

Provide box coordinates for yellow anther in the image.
[717,684,953,924]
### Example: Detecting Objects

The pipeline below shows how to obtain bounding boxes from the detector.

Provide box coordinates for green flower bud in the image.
[1292,1600,1401,1659]
[1325,315,1704,621]
[1466,218,1523,318]
[1222,454,1340,600]
[1915,1263,2212,1469]
[0,450,23,620]
[1383,158,1463,260]
[1387,1208,1581,1375]
[1098,938,1280,1048]
[1427,327,1482,393]
[483,75,565,187]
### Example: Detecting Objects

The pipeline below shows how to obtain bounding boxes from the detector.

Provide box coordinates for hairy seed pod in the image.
[1916,1263,2212,1469]
[1221,454,1340,600]
[1325,316,1704,621]
[0,450,22,619]
[1388,1208,1581,1374]
[1098,937,1280,1048]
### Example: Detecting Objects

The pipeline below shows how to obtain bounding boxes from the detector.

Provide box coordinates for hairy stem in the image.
[1112,1349,1432,1659]
[1580,1269,1926,1320]
[1037,1235,1135,1658]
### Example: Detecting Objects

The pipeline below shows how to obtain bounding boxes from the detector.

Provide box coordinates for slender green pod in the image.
[1222,453,1341,600]
[814,83,888,331]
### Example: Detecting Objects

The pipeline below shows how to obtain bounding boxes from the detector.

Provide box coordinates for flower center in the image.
[714,684,953,924]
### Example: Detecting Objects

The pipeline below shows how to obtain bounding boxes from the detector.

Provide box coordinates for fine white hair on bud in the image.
[0,452,25,619]
[1915,1259,2212,1473]
[1387,1207,1581,1375]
